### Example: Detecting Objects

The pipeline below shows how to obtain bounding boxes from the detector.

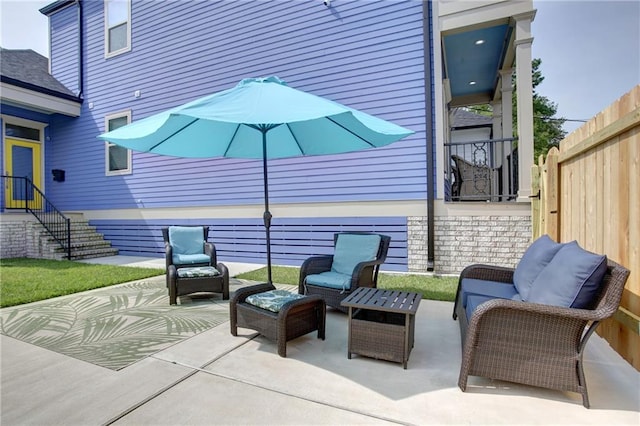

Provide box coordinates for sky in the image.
[0,0,639,135]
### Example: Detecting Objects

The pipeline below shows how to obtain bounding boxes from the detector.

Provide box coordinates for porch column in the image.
[491,100,502,139]
[513,11,536,201]
[499,70,514,199]
[499,69,513,140]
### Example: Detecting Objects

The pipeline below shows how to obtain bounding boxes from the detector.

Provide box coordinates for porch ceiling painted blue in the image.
[443,24,511,99]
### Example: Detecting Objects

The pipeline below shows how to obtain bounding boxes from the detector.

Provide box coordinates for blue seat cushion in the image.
[527,241,607,308]
[245,290,306,313]
[465,294,499,320]
[331,234,381,276]
[460,278,521,308]
[169,226,205,256]
[173,253,211,266]
[513,235,565,300]
[305,271,352,291]
[176,266,219,278]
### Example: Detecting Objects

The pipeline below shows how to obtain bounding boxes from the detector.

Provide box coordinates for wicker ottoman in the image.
[230,283,326,357]
[168,264,229,305]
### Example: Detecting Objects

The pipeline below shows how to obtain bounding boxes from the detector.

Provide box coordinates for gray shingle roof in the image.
[450,108,492,128]
[0,48,76,98]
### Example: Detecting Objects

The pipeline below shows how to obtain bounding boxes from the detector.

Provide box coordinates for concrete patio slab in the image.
[2,256,638,425]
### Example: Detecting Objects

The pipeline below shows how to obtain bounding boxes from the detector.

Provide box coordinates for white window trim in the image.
[104,110,132,176]
[104,0,132,59]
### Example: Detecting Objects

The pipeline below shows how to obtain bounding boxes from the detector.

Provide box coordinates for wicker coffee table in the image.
[341,287,421,369]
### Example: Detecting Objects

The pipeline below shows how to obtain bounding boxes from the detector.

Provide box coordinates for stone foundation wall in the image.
[0,220,29,258]
[1,218,55,259]
[408,215,532,275]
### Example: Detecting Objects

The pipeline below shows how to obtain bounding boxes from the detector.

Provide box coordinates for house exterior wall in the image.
[14,0,536,274]
[49,2,80,96]
[40,0,431,272]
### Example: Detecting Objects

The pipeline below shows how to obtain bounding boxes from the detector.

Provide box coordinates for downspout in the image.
[422,1,435,271]
[76,0,84,100]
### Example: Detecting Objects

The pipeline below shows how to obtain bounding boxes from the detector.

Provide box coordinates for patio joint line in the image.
[167,361,414,426]
[101,337,258,426]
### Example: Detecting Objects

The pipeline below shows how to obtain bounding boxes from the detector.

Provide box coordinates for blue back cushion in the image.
[331,234,381,276]
[513,234,564,300]
[169,226,204,255]
[527,241,608,308]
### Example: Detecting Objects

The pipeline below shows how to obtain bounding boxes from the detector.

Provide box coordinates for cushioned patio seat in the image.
[299,232,391,312]
[162,226,229,305]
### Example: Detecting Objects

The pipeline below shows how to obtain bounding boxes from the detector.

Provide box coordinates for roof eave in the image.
[1,81,81,117]
[39,0,76,16]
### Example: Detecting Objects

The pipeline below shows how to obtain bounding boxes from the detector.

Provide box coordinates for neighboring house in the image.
[0,0,536,274]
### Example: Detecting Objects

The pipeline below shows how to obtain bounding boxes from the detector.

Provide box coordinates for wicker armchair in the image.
[298,232,391,312]
[453,259,630,408]
[162,226,229,304]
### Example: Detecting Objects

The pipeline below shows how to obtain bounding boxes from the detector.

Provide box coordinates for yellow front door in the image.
[4,138,43,209]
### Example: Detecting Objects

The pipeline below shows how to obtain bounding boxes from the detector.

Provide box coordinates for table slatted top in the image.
[341,287,421,314]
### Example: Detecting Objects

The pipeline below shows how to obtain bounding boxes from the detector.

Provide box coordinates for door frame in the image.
[1,115,47,209]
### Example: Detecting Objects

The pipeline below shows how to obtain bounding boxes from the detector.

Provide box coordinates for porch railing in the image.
[1,175,71,259]
[444,137,518,202]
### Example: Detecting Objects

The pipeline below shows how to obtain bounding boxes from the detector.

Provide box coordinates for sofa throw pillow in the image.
[527,241,608,308]
[513,234,565,300]
[331,234,381,277]
[169,226,204,255]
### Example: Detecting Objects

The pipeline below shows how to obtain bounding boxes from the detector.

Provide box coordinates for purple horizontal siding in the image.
[49,4,79,95]
[44,0,429,211]
[91,216,408,272]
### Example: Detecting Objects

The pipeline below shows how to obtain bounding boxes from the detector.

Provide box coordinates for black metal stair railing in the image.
[1,175,71,259]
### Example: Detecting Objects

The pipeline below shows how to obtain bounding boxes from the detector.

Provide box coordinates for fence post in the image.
[544,147,560,241]
[531,162,541,239]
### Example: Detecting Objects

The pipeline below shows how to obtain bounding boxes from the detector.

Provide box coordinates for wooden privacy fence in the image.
[532,85,640,371]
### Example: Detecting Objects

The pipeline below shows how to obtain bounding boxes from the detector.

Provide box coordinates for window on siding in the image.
[105,111,132,175]
[105,0,131,57]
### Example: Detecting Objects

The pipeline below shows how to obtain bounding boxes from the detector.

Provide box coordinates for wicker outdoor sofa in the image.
[453,235,630,408]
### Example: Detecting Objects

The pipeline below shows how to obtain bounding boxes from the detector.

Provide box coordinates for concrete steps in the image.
[36,219,119,260]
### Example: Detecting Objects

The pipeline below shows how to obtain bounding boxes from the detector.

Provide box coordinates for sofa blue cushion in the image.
[331,234,381,276]
[527,241,608,308]
[305,271,352,291]
[460,278,521,308]
[513,234,565,300]
[465,294,499,320]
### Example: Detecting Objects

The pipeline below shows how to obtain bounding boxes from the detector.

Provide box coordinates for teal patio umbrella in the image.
[98,76,413,284]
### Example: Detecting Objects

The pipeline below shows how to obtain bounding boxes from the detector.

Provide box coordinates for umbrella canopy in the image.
[98,76,413,283]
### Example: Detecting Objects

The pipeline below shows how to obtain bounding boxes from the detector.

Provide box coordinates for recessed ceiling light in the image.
[469,81,477,85]
[475,39,485,45]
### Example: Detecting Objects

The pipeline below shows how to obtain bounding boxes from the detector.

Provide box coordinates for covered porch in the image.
[435,1,536,203]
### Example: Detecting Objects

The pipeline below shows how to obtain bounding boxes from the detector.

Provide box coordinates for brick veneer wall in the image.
[1,219,50,259]
[0,220,28,258]
[408,215,532,275]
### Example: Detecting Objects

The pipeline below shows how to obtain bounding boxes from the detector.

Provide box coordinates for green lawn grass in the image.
[0,258,164,308]
[0,259,458,308]
[235,266,458,302]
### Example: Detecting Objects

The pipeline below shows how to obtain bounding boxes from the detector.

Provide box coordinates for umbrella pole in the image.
[261,130,273,285]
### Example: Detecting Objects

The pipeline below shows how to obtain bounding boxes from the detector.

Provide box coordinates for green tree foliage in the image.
[517,58,567,160]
